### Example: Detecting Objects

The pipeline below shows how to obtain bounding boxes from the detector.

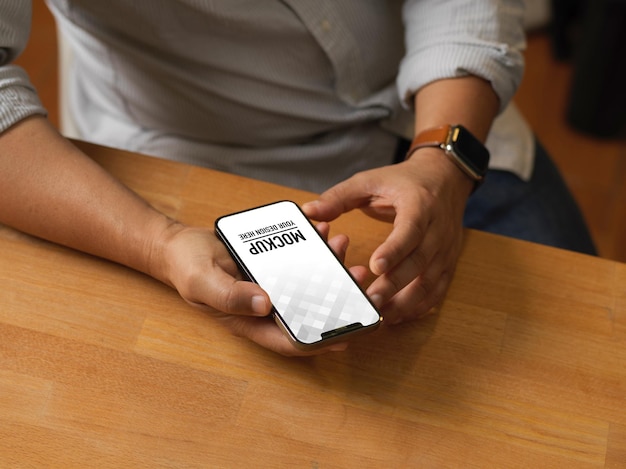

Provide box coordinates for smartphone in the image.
[215,200,382,350]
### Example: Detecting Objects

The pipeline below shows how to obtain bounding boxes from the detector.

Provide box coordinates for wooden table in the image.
[1,141,625,468]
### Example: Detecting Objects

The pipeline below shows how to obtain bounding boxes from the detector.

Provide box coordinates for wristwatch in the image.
[405,125,490,186]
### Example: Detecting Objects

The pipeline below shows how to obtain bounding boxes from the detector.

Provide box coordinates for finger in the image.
[370,218,432,275]
[314,221,351,263]
[411,269,452,320]
[326,234,370,286]
[366,225,442,303]
[348,265,370,285]
[220,315,349,357]
[326,233,349,262]
[377,245,458,325]
[381,269,452,325]
[408,238,462,318]
[314,221,330,241]
[302,173,371,221]
[369,202,428,276]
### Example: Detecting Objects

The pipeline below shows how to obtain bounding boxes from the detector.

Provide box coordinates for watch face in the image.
[451,126,490,176]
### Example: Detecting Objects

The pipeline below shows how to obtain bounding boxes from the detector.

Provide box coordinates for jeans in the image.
[396,138,598,256]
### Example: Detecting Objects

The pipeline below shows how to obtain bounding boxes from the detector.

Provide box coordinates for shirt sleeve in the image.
[0,1,47,133]
[397,0,526,113]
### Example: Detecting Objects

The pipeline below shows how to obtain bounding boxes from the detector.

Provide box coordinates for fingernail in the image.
[373,258,388,274]
[301,200,318,212]
[251,295,267,315]
[370,293,384,308]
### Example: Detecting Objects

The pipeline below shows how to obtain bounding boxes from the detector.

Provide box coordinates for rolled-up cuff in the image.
[0,65,47,133]
[397,41,524,114]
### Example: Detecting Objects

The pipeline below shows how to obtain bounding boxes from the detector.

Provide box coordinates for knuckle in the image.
[216,282,242,313]
[409,248,429,273]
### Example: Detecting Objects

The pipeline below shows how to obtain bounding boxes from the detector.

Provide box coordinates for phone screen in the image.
[215,200,381,349]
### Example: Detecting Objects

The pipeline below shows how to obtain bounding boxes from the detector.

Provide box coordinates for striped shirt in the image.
[0,0,533,192]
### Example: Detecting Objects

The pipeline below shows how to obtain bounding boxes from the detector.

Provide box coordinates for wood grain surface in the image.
[1,140,624,468]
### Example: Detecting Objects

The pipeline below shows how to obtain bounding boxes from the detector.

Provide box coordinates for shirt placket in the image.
[280,0,370,106]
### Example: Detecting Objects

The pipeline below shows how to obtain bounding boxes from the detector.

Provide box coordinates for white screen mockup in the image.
[215,201,380,346]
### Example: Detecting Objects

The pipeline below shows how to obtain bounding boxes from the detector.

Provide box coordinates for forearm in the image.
[413,75,499,141]
[405,76,499,196]
[0,116,178,282]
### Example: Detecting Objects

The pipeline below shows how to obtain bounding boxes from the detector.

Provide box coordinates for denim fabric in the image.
[395,137,597,255]
[464,139,597,255]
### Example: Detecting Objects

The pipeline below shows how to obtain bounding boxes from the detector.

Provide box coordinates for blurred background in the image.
[15,0,626,262]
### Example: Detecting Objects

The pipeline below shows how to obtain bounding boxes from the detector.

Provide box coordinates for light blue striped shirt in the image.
[0,0,532,192]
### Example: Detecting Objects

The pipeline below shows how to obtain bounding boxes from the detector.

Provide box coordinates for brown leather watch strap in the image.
[406,125,451,159]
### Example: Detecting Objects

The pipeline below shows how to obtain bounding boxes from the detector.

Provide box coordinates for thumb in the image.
[182,268,272,317]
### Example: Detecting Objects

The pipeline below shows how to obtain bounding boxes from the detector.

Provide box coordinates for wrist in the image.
[144,216,188,287]
[406,124,490,193]
[404,147,475,200]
